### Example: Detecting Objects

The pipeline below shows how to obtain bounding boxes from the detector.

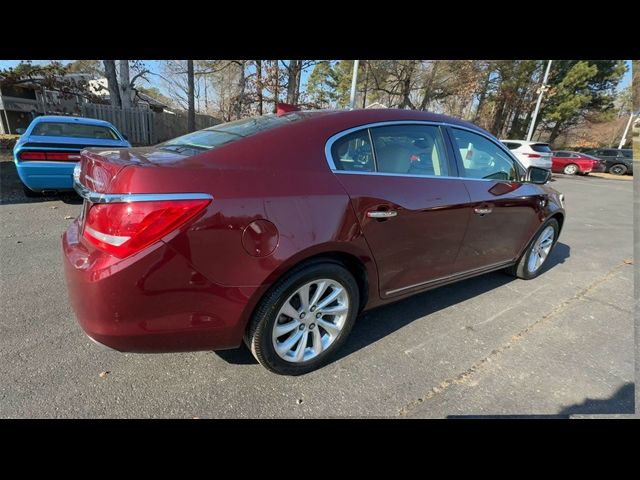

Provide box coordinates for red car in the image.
[551,150,605,175]
[63,109,566,375]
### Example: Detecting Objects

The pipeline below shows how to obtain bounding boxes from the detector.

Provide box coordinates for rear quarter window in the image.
[31,122,119,140]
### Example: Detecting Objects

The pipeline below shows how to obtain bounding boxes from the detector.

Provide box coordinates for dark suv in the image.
[582,148,633,175]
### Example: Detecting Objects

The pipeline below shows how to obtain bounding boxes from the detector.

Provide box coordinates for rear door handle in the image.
[474,207,492,215]
[366,210,398,218]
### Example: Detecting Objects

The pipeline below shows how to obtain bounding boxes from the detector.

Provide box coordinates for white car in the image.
[501,140,553,170]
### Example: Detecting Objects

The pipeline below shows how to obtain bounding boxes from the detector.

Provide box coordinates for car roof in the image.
[31,115,117,128]
[499,139,549,145]
[275,108,493,137]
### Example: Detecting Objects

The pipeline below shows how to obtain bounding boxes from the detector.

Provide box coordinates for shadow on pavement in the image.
[216,242,571,368]
[447,382,635,418]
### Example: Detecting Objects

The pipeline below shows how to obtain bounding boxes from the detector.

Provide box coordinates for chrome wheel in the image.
[563,164,578,175]
[272,279,350,363]
[527,225,555,273]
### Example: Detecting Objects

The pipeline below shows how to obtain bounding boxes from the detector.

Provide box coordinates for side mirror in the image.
[15,128,26,135]
[526,166,551,184]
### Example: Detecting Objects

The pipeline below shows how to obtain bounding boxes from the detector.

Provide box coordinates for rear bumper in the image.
[62,220,257,353]
[530,158,553,170]
[15,160,76,190]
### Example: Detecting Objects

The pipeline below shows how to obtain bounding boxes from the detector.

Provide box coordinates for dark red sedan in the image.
[63,109,566,375]
[551,150,605,175]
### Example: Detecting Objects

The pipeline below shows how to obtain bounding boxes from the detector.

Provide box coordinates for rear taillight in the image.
[525,153,542,158]
[82,199,211,258]
[19,151,82,161]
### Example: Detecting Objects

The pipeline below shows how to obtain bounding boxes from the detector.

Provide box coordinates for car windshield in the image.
[161,113,307,151]
[31,122,120,140]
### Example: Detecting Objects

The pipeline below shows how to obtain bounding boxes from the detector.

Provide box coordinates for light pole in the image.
[617,112,635,149]
[349,60,360,109]
[526,60,553,142]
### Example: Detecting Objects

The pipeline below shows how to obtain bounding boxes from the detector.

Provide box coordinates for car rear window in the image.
[32,122,120,140]
[530,143,552,153]
[162,113,306,151]
[503,142,521,150]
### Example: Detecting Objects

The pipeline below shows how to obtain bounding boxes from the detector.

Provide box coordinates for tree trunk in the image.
[233,61,246,120]
[548,121,563,145]
[256,60,263,115]
[362,60,369,108]
[187,60,195,132]
[119,60,132,109]
[273,60,279,113]
[398,61,417,109]
[103,60,121,108]
[286,60,301,104]
[490,97,506,136]
[419,61,440,111]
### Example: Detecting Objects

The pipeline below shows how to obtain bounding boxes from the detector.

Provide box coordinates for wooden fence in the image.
[80,104,220,146]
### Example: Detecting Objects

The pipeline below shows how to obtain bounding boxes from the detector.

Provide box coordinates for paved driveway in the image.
[0,153,634,418]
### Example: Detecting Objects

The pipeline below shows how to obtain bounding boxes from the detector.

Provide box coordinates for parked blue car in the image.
[13,115,131,196]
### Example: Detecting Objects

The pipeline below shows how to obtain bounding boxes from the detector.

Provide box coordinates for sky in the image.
[0,59,633,98]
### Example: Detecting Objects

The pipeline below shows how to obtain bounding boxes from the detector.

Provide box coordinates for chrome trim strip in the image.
[324,120,527,180]
[385,260,514,296]
[73,177,213,204]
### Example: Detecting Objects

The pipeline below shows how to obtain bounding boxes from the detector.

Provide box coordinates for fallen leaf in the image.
[99,371,110,379]
[50,206,58,210]
[64,215,73,220]
[623,259,633,265]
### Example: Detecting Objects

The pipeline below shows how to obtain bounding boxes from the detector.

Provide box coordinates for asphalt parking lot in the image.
[0,151,634,418]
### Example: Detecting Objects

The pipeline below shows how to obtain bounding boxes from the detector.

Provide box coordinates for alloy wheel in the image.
[272,279,350,363]
[527,225,555,274]
[563,164,578,175]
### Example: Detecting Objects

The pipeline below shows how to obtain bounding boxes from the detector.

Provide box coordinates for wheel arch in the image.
[238,241,379,339]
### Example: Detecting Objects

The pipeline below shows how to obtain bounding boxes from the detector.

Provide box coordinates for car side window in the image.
[451,128,518,181]
[330,130,374,172]
[369,125,449,176]
[555,152,569,157]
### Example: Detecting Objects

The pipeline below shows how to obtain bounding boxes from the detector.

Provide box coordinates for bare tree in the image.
[103,60,121,108]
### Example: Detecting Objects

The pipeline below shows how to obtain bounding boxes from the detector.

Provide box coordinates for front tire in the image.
[245,261,359,375]
[563,164,579,175]
[506,218,559,280]
[609,164,628,175]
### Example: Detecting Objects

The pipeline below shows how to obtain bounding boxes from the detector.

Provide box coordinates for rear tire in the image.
[609,164,627,175]
[22,185,40,198]
[245,260,359,375]
[505,218,559,280]
[563,164,579,175]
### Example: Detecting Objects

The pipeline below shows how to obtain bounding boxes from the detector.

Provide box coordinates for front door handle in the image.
[474,207,492,215]
[366,210,398,219]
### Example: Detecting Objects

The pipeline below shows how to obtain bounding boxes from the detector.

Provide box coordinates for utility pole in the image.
[617,112,635,149]
[526,60,552,142]
[349,60,360,109]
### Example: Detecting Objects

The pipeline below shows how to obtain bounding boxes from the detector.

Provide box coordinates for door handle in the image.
[367,210,398,218]
[474,207,492,215]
